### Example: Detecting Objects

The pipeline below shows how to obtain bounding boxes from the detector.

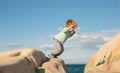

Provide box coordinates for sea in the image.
[65,64,85,73]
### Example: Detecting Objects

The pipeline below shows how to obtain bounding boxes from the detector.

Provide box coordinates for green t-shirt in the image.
[54,27,74,44]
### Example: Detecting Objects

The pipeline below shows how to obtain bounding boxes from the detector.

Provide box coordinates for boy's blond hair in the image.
[66,19,78,28]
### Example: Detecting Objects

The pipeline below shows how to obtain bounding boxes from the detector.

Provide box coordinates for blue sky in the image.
[0,0,120,64]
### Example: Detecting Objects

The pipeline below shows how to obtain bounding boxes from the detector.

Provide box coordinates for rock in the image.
[0,48,47,73]
[40,58,66,73]
[84,33,120,73]
[0,48,66,73]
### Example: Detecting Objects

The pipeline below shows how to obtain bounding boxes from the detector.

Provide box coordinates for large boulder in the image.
[84,33,120,73]
[41,58,66,73]
[0,48,66,73]
[0,48,47,73]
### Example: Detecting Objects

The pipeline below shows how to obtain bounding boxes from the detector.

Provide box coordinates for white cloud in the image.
[63,57,88,64]
[36,37,49,44]
[68,33,107,49]
[38,44,54,50]
[67,29,120,49]
[0,43,27,48]
[0,43,28,52]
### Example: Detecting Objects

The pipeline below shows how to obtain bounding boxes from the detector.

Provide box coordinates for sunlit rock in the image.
[84,33,120,73]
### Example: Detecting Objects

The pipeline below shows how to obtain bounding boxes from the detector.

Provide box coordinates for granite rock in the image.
[84,33,120,73]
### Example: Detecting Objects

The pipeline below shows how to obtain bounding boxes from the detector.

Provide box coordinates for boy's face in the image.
[69,26,74,32]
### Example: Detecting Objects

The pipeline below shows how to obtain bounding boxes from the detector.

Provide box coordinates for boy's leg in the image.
[51,38,64,57]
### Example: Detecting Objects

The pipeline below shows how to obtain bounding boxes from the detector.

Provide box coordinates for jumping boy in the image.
[49,19,78,58]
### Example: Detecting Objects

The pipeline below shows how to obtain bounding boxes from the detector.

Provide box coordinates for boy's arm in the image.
[64,28,70,33]
[69,31,75,38]
[64,25,73,33]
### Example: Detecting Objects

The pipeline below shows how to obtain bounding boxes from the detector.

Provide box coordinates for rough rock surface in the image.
[40,58,66,73]
[0,48,66,73]
[84,33,120,73]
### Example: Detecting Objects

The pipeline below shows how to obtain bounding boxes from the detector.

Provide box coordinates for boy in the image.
[49,19,78,58]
